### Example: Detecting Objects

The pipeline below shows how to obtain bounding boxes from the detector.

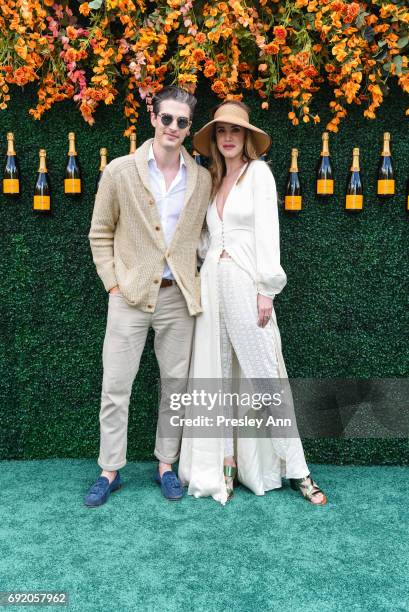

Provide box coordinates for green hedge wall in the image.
[1,80,408,465]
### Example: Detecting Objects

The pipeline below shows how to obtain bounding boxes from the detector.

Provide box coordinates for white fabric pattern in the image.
[218,258,309,473]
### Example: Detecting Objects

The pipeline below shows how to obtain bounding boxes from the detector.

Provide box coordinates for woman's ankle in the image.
[223,456,236,467]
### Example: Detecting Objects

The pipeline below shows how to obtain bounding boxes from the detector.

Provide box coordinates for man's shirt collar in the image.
[148,142,186,169]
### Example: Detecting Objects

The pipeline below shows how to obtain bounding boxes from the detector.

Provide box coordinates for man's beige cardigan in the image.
[88,138,212,315]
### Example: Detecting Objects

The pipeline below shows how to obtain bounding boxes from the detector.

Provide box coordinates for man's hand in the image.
[109,286,121,295]
[257,294,272,328]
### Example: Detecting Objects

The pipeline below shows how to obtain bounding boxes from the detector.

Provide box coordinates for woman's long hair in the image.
[208,100,259,200]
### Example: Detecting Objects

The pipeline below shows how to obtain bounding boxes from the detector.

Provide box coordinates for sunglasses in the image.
[156,112,191,130]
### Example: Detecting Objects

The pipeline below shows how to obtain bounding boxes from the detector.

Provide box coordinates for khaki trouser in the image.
[98,284,194,470]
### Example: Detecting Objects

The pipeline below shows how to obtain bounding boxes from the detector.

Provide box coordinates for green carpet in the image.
[0,460,407,612]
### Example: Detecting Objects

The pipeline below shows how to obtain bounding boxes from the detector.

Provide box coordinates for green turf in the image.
[0,460,407,612]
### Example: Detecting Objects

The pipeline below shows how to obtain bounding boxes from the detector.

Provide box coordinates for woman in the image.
[178,101,327,506]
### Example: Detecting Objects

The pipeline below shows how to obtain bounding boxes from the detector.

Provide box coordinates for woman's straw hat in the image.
[193,102,271,157]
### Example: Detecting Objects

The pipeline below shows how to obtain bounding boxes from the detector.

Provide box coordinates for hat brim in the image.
[193,114,271,158]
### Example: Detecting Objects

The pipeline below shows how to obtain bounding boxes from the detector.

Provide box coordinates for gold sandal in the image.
[290,474,327,505]
[223,464,237,501]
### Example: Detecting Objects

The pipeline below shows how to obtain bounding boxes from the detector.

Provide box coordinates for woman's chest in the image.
[208,178,255,229]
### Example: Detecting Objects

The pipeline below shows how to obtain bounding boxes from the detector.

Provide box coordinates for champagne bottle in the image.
[3,132,20,196]
[316,132,334,196]
[284,148,302,212]
[377,132,394,197]
[96,147,108,193]
[193,150,202,166]
[129,133,137,154]
[33,149,51,214]
[64,132,82,195]
[345,147,363,212]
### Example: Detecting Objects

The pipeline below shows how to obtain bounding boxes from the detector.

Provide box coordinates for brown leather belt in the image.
[160,278,177,288]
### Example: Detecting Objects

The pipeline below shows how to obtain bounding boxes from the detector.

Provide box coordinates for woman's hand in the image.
[257,294,272,328]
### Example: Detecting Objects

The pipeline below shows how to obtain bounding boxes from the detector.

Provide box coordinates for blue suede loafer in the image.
[84,471,122,507]
[155,470,184,500]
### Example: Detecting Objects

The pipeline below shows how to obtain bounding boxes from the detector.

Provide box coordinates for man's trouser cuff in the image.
[97,458,127,471]
[154,448,180,465]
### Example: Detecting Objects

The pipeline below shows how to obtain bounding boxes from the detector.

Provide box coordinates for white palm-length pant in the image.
[217,257,309,479]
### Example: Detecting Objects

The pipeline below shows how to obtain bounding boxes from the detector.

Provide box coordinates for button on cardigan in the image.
[147,143,187,280]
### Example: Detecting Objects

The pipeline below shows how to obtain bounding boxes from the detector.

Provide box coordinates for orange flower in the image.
[192,48,206,62]
[307,0,318,12]
[79,3,91,16]
[241,73,252,88]
[225,93,243,101]
[273,26,287,39]
[0,0,403,133]
[195,33,206,44]
[66,26,79,40]
[14,38,28,60]
[212,79,226,94]
[204,61,216,77]
[264,42,280,55]
[332,42,348,62]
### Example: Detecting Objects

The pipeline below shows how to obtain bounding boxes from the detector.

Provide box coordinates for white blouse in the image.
[200,159,287,299]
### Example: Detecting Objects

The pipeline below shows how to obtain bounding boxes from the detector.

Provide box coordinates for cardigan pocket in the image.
[114,254,137,288]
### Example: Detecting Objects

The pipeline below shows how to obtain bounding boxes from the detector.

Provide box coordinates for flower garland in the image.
[0,0,407,135]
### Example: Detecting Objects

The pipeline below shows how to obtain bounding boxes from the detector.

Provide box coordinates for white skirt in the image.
[179,256,309,505]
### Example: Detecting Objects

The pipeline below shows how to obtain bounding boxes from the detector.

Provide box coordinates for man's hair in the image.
[152,85,197,118]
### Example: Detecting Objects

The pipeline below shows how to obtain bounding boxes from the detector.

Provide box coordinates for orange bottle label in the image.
[3,178,19,194]
[317,179,334,195]
[64,178,81,193]
[377,179,395,195]
[285,195,302,211]
[33,195,51,210]
[345,194,363,210]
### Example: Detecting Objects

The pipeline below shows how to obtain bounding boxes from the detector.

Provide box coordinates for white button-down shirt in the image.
[147,143,187,279]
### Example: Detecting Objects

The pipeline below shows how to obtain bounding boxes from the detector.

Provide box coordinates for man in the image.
[84,86,212,506]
